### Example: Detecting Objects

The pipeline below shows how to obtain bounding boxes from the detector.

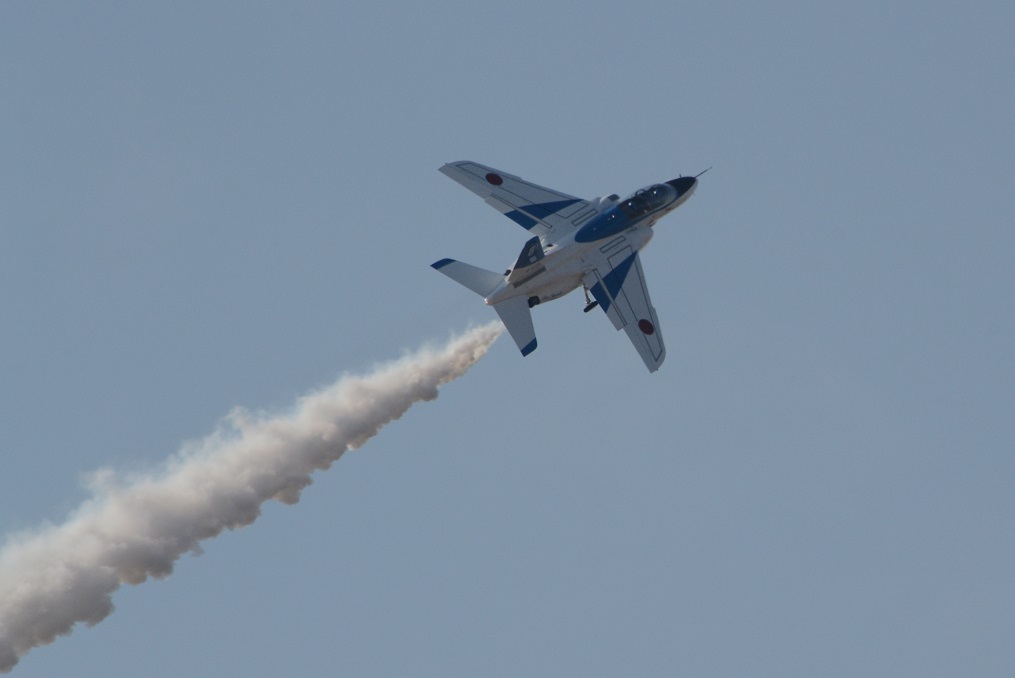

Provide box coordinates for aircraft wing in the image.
[583,240,666,372]
[440,161,600,242]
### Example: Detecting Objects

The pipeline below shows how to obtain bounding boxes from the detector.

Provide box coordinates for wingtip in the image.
[432,258,455,270]
[520,338,538,357]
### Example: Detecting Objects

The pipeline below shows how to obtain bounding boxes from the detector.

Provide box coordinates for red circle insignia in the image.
[485,172,504,186]
[638,319,655,335]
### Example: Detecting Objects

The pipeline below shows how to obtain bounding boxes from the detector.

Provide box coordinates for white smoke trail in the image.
[0,322,501,672]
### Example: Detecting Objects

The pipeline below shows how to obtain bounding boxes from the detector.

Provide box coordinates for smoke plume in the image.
[0,322,501,671]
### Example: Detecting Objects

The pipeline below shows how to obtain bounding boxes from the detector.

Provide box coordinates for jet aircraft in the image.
[432,161,700,372]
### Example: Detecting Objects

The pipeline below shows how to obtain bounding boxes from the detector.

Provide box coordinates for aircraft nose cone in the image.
[666,176,697,196]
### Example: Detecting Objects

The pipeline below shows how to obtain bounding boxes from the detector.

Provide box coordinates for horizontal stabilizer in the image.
[432,258,503,297]
[492,296,537,357]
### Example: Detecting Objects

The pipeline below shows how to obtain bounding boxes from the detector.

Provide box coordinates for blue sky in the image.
[2,2,1013,676]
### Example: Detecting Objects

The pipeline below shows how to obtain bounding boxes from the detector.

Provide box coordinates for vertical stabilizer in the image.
[492,296,537,356]
[507,236,547,285]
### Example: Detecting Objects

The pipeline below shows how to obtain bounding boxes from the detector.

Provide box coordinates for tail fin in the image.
[492,296,537,357]
[431,258,503,297]
[431,258,537,357]
[507,236,547,285]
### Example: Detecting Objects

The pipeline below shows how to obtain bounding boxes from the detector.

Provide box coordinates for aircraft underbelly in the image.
[487,227,653,306]
[502,248,585,304]
[518,263,582,302]
[527,274,582,303]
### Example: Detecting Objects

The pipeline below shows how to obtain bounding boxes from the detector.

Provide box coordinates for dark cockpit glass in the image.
[617,183,676,219]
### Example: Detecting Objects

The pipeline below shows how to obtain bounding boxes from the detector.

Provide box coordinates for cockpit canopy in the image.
[617,183,677,219]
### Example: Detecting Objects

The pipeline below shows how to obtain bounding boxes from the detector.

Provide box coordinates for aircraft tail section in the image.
[431,258,503,297]
[506,236,546,286]
[431,257,537,357]
[492,296,537,356]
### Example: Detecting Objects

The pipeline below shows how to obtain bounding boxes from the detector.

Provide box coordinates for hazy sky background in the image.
[2,2,1013,676]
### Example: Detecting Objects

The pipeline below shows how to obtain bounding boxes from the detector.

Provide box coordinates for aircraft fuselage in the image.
[485,176,696,307]
[433,161,702,371]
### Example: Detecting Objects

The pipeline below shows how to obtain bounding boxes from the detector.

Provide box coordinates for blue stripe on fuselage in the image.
[574,209,632,243]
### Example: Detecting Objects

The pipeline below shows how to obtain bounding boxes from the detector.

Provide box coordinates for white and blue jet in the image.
[432,161,700,372]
